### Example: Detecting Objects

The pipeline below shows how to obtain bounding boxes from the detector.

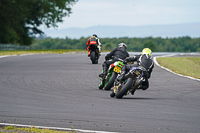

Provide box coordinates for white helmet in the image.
[118,43,127,49]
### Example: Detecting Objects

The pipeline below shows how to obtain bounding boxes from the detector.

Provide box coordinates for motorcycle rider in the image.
[99,43,129,78]
[86,34,101,56]
[117,48,154,91]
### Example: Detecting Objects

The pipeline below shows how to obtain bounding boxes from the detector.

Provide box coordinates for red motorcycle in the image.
[88,44,100,64]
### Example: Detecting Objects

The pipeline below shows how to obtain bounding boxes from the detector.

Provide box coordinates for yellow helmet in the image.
[142,48,152,56]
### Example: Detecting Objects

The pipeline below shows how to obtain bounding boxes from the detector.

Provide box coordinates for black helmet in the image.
[93,34,97,37]
[118,43,127,49]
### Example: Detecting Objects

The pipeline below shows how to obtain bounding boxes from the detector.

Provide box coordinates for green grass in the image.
[156,57,200,79]
[0,126,76,133]
[0,49,86,56]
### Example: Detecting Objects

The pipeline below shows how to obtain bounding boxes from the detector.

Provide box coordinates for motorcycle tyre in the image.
[99,84,104,90]
[104,72,118,90]
[95,59,98,64]
[90,51,96,64]
[116,78,133,99]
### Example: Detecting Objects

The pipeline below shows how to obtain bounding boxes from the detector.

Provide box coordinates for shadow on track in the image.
[114,97,164,100]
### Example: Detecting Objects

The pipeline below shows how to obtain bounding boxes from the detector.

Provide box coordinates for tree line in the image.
[31,36,200,52]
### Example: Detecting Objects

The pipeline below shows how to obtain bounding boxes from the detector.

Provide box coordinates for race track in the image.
[0,53,200,133]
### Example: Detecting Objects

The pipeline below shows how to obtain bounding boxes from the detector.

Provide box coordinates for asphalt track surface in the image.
[0,53,200,133]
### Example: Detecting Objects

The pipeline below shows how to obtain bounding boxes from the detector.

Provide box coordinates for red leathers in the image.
[86,34,101,56]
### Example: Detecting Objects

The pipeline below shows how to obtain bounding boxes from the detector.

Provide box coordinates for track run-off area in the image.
[0,53,200,133]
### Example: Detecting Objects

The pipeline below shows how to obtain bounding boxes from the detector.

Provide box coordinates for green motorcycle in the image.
[99,61,124,90]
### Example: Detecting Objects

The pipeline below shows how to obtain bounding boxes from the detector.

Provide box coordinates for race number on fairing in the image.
[113,66,121,73]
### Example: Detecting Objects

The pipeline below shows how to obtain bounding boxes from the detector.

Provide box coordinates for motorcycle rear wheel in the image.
[95,59,98,64]
[90,51,96,64]
[116,78,133,99]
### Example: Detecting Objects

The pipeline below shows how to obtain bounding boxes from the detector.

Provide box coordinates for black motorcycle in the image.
[110,66,145,99]
[89,44,100,64]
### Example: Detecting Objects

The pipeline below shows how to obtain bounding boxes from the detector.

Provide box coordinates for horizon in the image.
[39,0,200,30]
[41,22,200,39]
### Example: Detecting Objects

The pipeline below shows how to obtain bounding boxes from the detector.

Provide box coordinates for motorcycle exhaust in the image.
[132,77,144,92]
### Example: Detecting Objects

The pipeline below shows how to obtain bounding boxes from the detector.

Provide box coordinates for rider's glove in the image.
[123,59,128,64]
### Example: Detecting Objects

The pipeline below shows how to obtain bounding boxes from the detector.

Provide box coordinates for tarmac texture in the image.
[0,53,200,133]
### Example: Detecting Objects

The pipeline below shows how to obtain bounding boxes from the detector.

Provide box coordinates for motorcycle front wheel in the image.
[104,72,118,90]
[116,78,133,99]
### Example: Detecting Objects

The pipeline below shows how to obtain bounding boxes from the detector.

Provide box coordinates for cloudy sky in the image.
[50,0,200,29]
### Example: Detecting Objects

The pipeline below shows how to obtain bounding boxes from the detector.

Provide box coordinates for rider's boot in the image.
[110,91,116,97]
[99,66,107,78]
[141,85,148,90]
[88,51,91,57]
[139,80,149,90]
[131,89,136,95]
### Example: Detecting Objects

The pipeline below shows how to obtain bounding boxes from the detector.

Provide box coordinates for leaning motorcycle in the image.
[99,61,124,90]
[110,66,145,98]
[89,44,100,64]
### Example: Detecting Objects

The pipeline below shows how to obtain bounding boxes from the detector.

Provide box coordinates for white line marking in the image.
[0,54,38,58]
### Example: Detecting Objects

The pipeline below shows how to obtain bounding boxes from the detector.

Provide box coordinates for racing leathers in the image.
[99,47,129,77]
[86,36,101,56]
[118,53,154,90]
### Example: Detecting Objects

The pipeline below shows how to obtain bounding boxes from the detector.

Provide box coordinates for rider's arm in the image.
[125,55,140,62]
[86,39,90,47]
[105,48,117,60]
[97,38,101,46]
[127,52,130,57]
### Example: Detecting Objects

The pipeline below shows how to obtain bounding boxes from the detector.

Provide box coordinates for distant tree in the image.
[143,40,157,52]
[31,37,200,52]
[0,0,78,45]
[104,43,113,51]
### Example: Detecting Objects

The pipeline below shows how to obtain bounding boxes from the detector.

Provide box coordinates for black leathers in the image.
[105,47,129,61]
[121,54,154,90]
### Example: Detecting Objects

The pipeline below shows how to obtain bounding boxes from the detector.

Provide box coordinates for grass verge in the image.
[0,49,86,56]
[156,57,200,79]
[0,126,76,133]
